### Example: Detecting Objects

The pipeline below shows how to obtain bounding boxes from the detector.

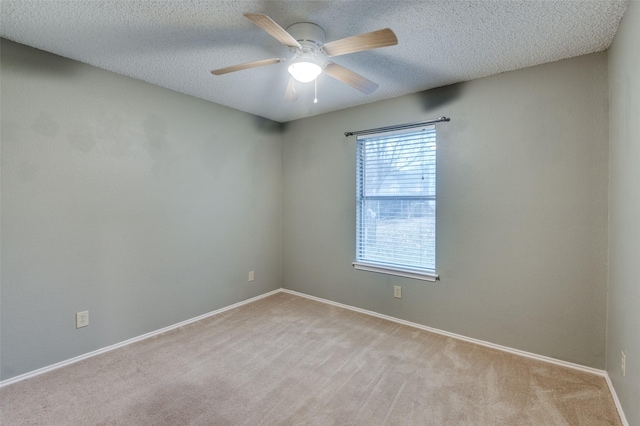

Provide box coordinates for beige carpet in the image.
[0,292,621,425]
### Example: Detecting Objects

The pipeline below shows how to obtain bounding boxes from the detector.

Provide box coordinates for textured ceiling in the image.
[0,1,628,123]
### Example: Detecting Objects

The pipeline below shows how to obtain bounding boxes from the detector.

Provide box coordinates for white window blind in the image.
[355,125,437,281]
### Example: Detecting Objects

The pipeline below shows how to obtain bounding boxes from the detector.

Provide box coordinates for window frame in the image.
[353,125,439,282]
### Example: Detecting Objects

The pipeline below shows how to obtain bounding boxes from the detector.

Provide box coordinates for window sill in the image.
[352,262,439,282]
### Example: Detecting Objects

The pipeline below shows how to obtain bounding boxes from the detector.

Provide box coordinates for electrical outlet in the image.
[248,271,254,282]
[621,351,626,378]
[76,310,89,329]
[394,285,402,299]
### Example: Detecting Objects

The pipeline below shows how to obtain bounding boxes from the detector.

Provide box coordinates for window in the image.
[354,125,438,281]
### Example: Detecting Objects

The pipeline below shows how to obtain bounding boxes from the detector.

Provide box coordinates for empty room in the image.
[1,1,638,425]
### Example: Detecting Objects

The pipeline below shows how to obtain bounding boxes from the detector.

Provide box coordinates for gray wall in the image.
[0,40,283,381]
[0,34,618,387]
[283,52,610,369]
[607,1,640,423]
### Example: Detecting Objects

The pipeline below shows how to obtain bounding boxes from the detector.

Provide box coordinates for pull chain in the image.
[313,78,318,104]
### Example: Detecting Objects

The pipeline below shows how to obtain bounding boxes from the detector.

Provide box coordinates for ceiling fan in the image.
[211,13,398,101]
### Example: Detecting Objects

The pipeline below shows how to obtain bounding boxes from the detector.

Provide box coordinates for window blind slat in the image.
[356,126,437,275]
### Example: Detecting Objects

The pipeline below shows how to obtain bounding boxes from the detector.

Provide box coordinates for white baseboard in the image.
[604,371,630,426]
[281,289,603,375]
[0,289,281,388]
[1,287,629,425]
[281,289,629,424]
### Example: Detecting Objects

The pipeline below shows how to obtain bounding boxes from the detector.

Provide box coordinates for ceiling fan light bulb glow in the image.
[288,62,322,83]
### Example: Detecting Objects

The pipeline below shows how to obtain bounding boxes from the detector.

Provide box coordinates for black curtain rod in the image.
[344,116,451,137]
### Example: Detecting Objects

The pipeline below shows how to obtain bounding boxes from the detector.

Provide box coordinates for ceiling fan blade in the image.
[323,63,378,94]
[284,76,298,102]
[210,58,281,75]
[321,28,398,57]
[244,13,301,49]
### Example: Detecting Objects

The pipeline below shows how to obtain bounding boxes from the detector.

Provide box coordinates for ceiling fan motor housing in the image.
[286,22,326,53]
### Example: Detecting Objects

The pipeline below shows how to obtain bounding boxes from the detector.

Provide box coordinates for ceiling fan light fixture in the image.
[288,61,322,83]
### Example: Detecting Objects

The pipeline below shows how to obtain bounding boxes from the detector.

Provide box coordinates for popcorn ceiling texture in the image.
[0,0,628,123]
